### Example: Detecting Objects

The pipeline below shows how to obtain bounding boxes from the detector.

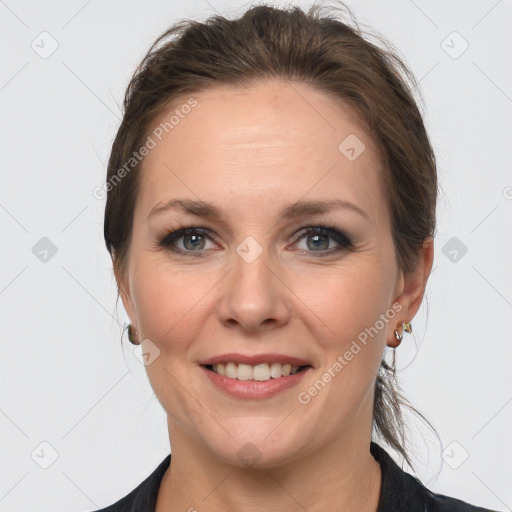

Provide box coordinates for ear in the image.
[114,263,138,331]
[393,237,434,330]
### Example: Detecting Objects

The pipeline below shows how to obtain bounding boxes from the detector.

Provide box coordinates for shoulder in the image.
[370,442,498,512]
[422,486,497,512]
[90,454,171,512]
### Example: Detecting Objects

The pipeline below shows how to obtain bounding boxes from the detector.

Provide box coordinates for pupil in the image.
[308,234,328,251]
[184,234,204,250]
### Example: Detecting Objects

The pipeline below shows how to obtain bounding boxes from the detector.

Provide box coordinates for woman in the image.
[96,2,497,511]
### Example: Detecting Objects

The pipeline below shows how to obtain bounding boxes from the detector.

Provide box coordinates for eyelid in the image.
[291,224,351,244]
[289,225,353,255]
[157,223,353,256]
[159,226,220,250]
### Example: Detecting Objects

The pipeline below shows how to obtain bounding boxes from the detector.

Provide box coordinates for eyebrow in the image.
[147,198,369,222]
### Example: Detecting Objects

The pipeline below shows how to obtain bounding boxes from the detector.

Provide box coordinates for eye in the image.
[157,223,352,257]
[292,224,352,257]
[158,227,218,255]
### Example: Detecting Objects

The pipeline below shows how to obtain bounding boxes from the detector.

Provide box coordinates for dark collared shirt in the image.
[92,442,497,511]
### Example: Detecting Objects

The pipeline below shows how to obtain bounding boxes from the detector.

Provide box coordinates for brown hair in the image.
[104,1,438,468]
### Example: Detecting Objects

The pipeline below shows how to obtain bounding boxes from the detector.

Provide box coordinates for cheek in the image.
[295,263,391,405]
[294,270,390,421]
[130,254,217,353]
[299,262,392,346]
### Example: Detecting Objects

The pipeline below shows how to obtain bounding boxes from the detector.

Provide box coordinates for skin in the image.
[117,78,434,512]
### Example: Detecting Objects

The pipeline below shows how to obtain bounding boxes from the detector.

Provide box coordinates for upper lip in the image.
[199,353,312,367]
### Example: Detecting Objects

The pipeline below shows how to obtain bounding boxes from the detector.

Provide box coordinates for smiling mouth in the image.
[202,362,311,381]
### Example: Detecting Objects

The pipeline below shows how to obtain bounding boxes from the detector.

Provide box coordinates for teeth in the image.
[237,364,253,381]
[211,362,302,381]
[253,363,270,381]
[225,362,237,379]
[270,362,282,379]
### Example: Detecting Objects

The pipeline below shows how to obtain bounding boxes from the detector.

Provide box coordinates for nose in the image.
[217,248,291,334]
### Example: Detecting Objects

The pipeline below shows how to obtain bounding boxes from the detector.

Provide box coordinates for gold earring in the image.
[391,326,403,348]
[390,321,411,375]
[390,321,412,348]
[127,324,139,345]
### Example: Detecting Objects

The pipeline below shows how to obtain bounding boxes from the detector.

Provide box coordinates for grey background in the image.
[0,0,511,510]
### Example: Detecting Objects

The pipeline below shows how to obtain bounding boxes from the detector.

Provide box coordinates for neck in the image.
[156,426,382,512]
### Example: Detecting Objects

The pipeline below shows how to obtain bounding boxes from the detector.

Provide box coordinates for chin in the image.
[216,444,300,470]
[205,425,306,470]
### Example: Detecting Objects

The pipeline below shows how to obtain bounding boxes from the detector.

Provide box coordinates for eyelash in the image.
[157,223,353,258]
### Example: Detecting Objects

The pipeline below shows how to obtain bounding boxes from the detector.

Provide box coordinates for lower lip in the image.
[201,366,311,399]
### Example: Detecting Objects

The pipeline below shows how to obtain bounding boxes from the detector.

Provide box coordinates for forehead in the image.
[136,79,386,224]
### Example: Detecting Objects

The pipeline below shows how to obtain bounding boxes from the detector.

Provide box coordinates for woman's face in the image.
[119,79,421,467]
